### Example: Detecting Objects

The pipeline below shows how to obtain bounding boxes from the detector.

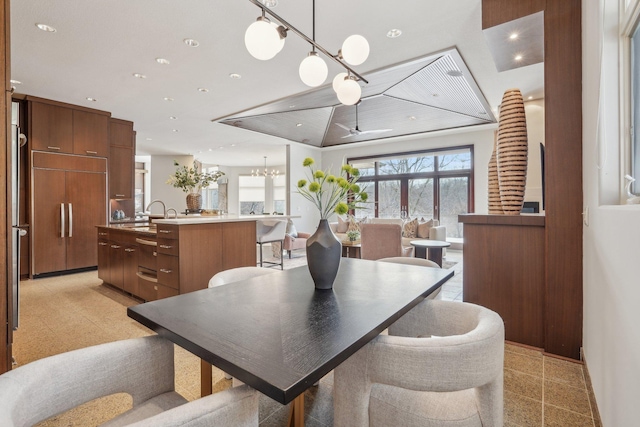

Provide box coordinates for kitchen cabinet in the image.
[31,152,107,276]
[108,118,135,199]
[97,228,143,297]
[28,98,110,156]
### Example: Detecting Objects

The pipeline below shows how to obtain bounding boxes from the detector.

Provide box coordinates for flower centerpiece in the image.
[167,161,225,211]
[296,157,368,290]
[346,229,361,242]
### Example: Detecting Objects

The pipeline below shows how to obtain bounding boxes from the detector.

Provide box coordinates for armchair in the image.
[334,300,504,427]
[360,223,413,260]
[283,231,311,258]
[0,336,259,427]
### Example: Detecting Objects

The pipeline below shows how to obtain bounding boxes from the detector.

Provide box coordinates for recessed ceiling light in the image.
[169,116,177,120]
[296,123,302,127]
[172,129,179,132]
[515,54,523,61]
[229,73,242,79]
[289,105,296,108]
[198,87,209,93]
[509,33,519,40]
[10,79,22,85]
[528,96,533,100]
[86,97,97,102]
[446,70,463,77]
[184,38,199,47]
[387,29,402,38]
[208,148,213,152]
[409,116,416,121]
[156,58,170,65]
[164,97,174,101]
[133,73,147,79]
[145,137,153,141]
[231,143,236,147]
[219,146,224,149]
[36,23,56,32]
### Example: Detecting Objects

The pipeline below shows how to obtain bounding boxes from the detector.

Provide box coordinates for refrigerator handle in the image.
[68,203,73,238]
[60,203,65,238]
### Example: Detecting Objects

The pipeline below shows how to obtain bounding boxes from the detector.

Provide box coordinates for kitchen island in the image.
[97,215,291,301]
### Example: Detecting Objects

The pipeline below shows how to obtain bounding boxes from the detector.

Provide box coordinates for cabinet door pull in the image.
[115,194,126,198]
[98,242,107,246]
[159,244,173,249]
[60,203,65,238]
[47,146,61,151]
[125,248,135,252]
[111,244,121,249]
[160,268,172,274]
[68,203,73,238]
[86,150,98,155]
[158,229,172,234]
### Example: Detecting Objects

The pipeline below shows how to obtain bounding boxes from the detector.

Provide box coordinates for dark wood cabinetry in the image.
[31,152,107,276]
[108,119,135,199]
[28,98,110,156]
[97,228,144,297]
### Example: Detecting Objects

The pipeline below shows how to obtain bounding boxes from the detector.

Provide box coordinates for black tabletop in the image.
[127,257,453,404]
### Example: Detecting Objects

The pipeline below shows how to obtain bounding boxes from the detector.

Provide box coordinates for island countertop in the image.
[151,214,297,225]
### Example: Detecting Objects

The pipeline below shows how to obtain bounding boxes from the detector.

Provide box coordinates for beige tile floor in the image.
[12,248,601,426]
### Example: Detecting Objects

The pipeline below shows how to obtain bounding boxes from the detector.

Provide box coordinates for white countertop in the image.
[152,214,297,225]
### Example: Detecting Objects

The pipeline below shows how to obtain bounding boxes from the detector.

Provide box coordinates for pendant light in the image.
[298,0,328,87]
[245,11,286,61]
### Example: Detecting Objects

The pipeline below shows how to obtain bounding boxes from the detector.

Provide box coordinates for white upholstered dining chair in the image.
[378,256,443,299]
[0,335,259,427]
[334,299,505,427]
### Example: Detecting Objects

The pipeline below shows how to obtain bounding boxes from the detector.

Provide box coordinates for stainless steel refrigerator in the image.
[10,101,26,331]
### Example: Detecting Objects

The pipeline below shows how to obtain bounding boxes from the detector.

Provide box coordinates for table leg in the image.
[201,359,213,397]
[414,246,427,259]
[341,245,348,257]
[428,248,443,267]
[287,393,305,427]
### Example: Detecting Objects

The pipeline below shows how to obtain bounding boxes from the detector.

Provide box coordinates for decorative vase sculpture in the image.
[306,219,341,290]
[488,130,503,214]
[186,193,202,211]
[496,88,528,215]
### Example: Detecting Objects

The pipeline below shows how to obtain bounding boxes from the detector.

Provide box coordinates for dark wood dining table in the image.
[127,257,453,427]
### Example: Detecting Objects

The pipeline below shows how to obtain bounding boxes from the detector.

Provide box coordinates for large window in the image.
[623,0,640,196]
[272,174,286,214]
[631,22,640,194]
[238,175,265,214]
[201,165,220,210]
[349,146,473,238]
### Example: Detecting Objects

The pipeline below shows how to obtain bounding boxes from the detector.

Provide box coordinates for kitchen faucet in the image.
[145,199,166,219]
[166,208,178,218]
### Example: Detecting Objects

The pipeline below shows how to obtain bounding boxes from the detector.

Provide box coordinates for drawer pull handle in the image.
[98,242,107,246]
[86,150,98,155]
[47,146,61,150]
[98,232,107,236]
[135,238,157,247]
[153,251,157,257]
[158,229,172,234]
[160,268,172,274]
[125,248,135,252]
[111,245,121,249]
[115,194,125,197]
[136,272,157,283]
[159,244,173,249]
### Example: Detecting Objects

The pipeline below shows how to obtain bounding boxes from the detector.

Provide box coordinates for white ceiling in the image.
[10,0,543,167]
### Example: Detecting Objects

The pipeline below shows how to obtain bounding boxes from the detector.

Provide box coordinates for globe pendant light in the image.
[341,34,370,66]
[332,72,348,93]
[299,51,328,87]
[336,75,361,105]
[245,16,285,61]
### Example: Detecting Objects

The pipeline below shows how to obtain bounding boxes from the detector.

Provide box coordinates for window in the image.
[239,175,265,214]
[201,165,220,209]
[272,174,286,214]
[349,146,473,238]
[622,0,640,196]
[134,162,146,214]
[631,23,640,193]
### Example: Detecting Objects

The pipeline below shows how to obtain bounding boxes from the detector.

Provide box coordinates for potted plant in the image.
[167,161,225,211]
[297,157,368,290]
[346,229,361,243]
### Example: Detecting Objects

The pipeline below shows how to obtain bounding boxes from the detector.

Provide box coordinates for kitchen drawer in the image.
[97,229,109,239]
[157,238,179,256]
[157,254,179,289]
[136,237,157,272]
[137,271,158,302]
[156,225,179,240]
[157,283,179,300]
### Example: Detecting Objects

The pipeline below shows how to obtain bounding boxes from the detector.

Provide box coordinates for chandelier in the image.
[252,156,280,178]
[244,0,369,106]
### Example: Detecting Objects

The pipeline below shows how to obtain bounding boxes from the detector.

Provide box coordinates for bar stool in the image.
[256,219,287,269]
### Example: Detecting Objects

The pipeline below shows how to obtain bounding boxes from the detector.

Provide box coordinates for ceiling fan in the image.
[335,103,392,138]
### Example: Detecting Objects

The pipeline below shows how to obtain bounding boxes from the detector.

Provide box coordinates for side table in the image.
[410,240,451,267]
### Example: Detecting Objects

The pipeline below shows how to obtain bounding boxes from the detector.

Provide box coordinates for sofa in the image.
[329,217,446,248]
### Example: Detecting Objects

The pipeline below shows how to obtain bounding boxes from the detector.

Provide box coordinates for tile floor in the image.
[12,248,601,426]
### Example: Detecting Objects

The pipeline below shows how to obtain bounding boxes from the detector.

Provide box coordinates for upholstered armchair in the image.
[0,336,259,427]
[360,223,413,260]
[283,231,311,258]
[334,300,505,427]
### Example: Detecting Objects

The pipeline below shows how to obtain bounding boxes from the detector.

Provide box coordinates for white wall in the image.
[582,1,640,426]
[149,155,194,215]
[288,143,323,233]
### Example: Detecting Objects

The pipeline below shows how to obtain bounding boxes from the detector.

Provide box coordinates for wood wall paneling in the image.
[481,0,583,359]
[543,0,583,360]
